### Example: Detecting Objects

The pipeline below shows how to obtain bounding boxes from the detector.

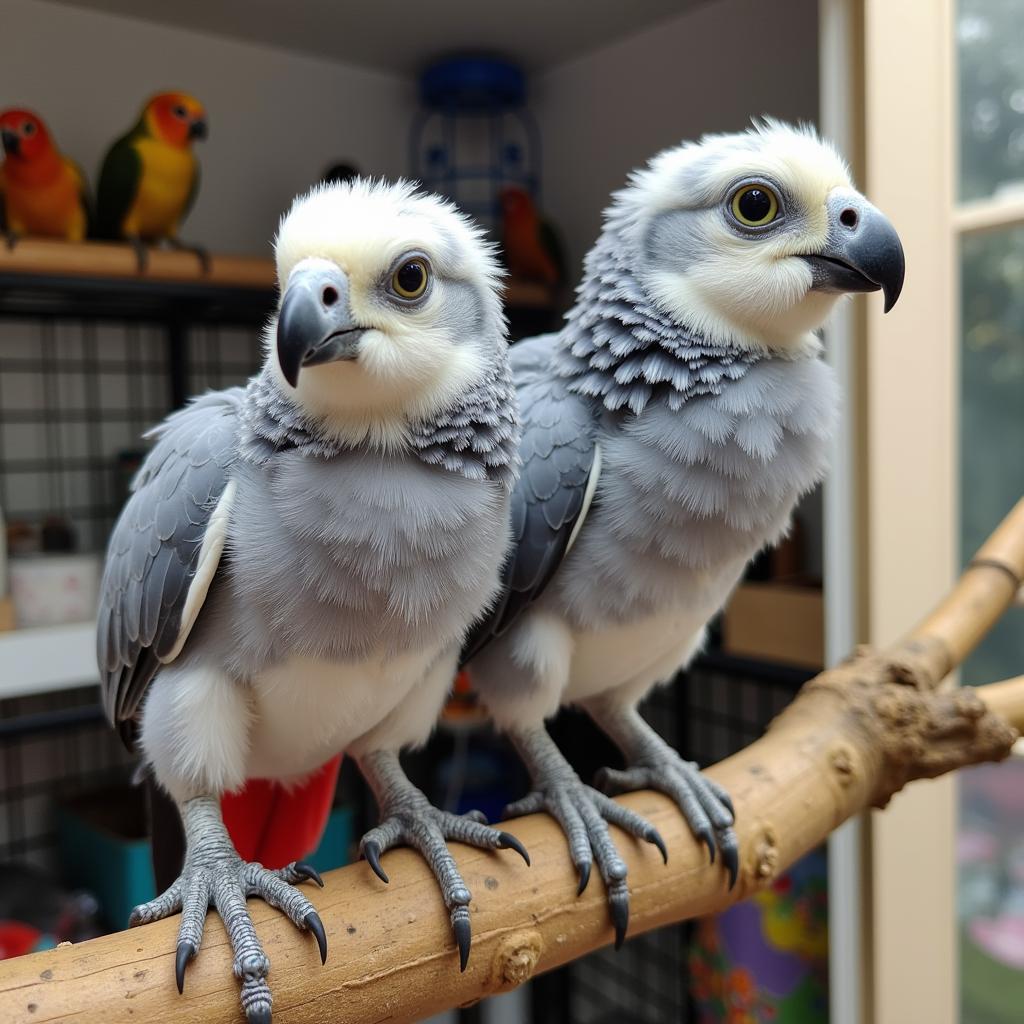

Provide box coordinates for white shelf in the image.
[0,621,98,700]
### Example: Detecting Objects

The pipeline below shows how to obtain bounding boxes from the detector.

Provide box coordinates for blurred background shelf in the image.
[0,620,97,700]
[0,238,555,322]
[0,238,274,288]
[0,240,277,326]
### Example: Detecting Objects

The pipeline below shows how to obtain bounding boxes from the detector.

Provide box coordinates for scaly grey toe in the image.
[596,757,739,888]
[357,749,533,972]
[131,797,326,1021]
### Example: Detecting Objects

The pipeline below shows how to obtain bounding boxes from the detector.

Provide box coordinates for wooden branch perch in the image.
[3,498,1024,1024]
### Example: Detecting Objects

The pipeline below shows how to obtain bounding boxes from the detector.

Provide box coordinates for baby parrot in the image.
[465,121,905,946]
[0,109,91,245]
[96,91,207,270]
[98,179,523,1022]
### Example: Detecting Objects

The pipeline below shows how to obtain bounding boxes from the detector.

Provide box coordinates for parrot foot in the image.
[505,775,664,950]
[4,231,18,251]
[595,757,739,889]
[130,820,325,1024]
[166,236,211,274]
[127,235,149,273]
[358,755,530,973]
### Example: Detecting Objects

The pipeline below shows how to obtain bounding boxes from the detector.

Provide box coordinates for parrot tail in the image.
[147,756,343,890]
[221,756,343,868]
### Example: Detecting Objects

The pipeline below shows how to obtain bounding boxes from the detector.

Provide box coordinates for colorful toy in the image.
[462,120,905,945]
[97,180,523,1022]
[0,109,91,245]
[95,91,207,271]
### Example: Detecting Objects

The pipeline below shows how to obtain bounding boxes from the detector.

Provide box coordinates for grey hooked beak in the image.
[800,190,905,313]
[276,263,365,388]
[189,118,208,141]
[1,129,20,157]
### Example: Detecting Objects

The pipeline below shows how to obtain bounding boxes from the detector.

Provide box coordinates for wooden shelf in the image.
[0,240,557,315]
[0,620,98,700]
[0,238,274,290]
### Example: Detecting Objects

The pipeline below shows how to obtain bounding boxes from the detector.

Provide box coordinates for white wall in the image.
[535,0,820,272]
[1,0,414,256]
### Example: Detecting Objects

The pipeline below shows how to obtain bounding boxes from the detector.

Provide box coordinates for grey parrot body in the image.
[97,179,524,1022]
[464,120,904,944]
[104,365,516,795]
[468,261,837,722]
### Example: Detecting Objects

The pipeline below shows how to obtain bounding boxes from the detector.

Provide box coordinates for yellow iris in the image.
[392,259,429,299]
[731,185,779,227]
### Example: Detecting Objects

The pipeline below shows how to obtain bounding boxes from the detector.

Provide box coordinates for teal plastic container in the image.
[57,787,156,931]
[57,788,353,931]
[305,805,354,874]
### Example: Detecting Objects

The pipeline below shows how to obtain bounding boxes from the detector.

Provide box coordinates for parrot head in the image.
[142,92,207,148]
[271,179,504,448]
[0,109,57,165]
[610,118,905,352]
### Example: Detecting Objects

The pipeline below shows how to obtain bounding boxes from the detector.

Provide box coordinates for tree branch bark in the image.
[2,498,1023,1024]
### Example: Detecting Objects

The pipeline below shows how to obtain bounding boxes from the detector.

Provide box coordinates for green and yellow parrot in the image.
[96,91,207,271]
[0,109,92,246]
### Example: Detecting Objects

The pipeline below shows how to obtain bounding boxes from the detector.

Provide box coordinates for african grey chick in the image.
[463,120,904,946]
[97,179,523,1023]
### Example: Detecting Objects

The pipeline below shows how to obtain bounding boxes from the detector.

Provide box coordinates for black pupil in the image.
[174,106,187,118]
[23,122,35,135]
[739,188,772,222]
[397,261,425,294]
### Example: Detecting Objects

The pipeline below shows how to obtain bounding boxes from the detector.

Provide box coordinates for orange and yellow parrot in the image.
[0,109,91,246]
[499,186,564,288]
[96,92,207,270]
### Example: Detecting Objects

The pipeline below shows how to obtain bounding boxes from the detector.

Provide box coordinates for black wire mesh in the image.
[0,318,262,555]
[0,686,129,870]
[0,313,264,873]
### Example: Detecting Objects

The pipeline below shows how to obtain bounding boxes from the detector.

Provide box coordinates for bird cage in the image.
[410,57,542,237]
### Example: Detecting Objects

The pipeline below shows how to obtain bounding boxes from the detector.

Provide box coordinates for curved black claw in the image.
[362,839,389,884]
[498,832,531,866]
[646,827,669,865]
[175,940,195,995]
[576,860,591,897]
[699,826,716,865]
[246,1007,272,1024]
[610,894,629,951]
[454,914,471,973]
[722,839,740,890]
[294,861,325,888]
[305,911,328,965]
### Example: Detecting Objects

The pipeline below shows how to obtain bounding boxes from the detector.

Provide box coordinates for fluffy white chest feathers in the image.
[245,646,448,780]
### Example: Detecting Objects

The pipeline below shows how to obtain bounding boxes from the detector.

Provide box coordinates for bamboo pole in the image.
[2,498,1023,1024]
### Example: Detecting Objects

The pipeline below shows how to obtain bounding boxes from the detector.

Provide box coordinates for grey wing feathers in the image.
[97,389,243,727]
[461,335,596,664]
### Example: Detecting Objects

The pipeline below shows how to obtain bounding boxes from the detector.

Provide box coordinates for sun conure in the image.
[96,91,207,270]
[0,109,91,245]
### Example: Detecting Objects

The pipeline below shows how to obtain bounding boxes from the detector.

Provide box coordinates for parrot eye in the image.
[22,121,35,136]
[172,104,188,120]
[391,258,430,300]
[730,184,780,227]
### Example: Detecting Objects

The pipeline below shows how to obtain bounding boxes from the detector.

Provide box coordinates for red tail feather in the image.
[221,755,342,868]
